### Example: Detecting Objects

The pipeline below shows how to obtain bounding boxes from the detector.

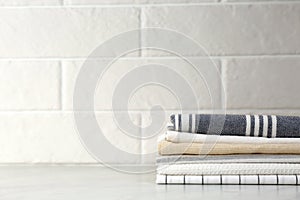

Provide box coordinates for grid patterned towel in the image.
[156,174,300,185]
[170,114,300,138]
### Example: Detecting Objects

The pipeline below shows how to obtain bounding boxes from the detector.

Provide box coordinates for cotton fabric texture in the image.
[156,114,300,185]
[169,114,300,138]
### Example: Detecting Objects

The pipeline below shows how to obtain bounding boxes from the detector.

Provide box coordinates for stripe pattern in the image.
[170,114,283,138]
[246,115,277,138]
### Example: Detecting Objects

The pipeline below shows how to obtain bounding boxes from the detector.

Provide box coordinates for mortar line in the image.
[1,108,300,114]
[1,54,300,61]
[138,7,143,57]
[0,1,299,8]
[60,61,64,111]
[219,58,225,110]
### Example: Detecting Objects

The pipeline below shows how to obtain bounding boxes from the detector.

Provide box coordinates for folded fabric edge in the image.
[156,154,300,164]
[169,114,300,138]
[158,140,300,155]
[165,131,300,144]
[157,163,300,175]
[156,174,300,185]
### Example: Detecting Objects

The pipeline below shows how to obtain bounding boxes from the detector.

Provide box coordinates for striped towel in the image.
[169,114,300,138]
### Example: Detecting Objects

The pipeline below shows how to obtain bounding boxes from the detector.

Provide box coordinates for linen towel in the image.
[156,174,300,185]
[156,154,300,165]
[169,114,300,138]
[158,140,300,155]
[157,163,300,175]
[165,131,300,144]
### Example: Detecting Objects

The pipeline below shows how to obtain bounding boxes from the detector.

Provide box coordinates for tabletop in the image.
[0,166,299,200]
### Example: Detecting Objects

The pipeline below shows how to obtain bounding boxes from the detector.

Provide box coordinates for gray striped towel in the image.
[169,114,300,138]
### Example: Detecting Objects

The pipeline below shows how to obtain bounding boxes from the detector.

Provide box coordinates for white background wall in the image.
[0,0,300,164]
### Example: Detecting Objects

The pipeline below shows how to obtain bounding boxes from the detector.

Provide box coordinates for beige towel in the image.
[158,140,300,155]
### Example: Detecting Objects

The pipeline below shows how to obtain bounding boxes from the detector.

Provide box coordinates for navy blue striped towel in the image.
[169,114,300,138]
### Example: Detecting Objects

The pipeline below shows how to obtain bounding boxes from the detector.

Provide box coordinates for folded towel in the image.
[156,153,300,185]
[156,154,300,164]
[156,174,300,185]
[158,140,300,155]
[157,114,300,185]
[165,131,300,144]
[169,114,300,138]
[157,163,300,175]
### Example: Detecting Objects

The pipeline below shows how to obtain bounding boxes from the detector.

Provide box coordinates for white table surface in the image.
[0,166,299,200]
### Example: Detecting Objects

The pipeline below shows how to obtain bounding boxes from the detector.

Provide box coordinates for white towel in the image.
[165,131,300,144]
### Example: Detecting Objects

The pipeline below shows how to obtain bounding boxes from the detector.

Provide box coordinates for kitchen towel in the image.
[169,114,300,138]
[156,154,300,165]
[158,140,300,155]
[157,163,300,175]
[165,131,300,144]
[156,174,300,185]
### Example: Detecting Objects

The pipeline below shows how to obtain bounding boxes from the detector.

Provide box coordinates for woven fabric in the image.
[156,154,300,165]
[158,140,300,155]
[156,174,300,185]
[157,163,300,175]
[169,114,300,138]
[164,131,300,145]
[165,131,300,144]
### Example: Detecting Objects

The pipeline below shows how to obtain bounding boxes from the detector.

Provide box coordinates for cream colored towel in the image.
[158,140,300,155]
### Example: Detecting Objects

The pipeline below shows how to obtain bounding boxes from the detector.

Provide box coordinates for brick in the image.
[64,0,215,5]
[63,58,222,111]
[0,8,139,58]
[0,112,141,163]
[0,0,62,6]
[224,57,300,109]
[143,4,300,56]
[0,61,60,110]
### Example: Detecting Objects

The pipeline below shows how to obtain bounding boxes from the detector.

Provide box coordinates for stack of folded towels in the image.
[156,114,300,185]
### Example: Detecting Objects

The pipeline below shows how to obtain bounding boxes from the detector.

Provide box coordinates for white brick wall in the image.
[0,0,299,164]
[224,58,300,109]
[143,4,300,56]
[0,8,139,58]
[62,58,221,111]
[0,61,60,110]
